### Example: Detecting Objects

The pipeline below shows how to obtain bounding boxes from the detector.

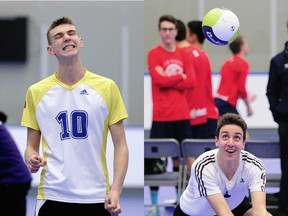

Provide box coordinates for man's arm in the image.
[148,50,186,88]
[105,120,129,215]
[25,127,46,173]
[172,53,196,90]
[207,193,234,216]
[249,191,271,216]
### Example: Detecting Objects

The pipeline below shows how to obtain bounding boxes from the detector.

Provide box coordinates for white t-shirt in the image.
[21,70,128,203]
[180,148,266,216]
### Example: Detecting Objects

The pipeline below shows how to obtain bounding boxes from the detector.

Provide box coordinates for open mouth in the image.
[226,149,235,154]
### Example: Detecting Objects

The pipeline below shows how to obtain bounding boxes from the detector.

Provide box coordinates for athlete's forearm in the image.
[25,145,39,161]
[109,121,129,194]
[25,127,41,161]
[111,142,129,194]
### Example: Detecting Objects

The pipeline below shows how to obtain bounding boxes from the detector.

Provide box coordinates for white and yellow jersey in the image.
[21,70,128,203]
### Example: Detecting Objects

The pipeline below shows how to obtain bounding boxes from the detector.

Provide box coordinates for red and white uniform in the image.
[182,45,219,125]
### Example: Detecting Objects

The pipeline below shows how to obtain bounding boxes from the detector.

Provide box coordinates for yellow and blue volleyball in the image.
[202,8,240,46]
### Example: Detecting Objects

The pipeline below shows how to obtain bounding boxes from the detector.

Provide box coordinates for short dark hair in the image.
[229,35,244,54]
[47,17,75,45]
[175,19,186,42]
[187,20,205,44]
[0,111,7,123]
[215,113,247,140]
[158,15,177,29]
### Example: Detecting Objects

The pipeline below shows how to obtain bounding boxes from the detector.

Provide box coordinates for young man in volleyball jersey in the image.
[146,14,195,216]
[21,17,128,216]
[174,113,271,216]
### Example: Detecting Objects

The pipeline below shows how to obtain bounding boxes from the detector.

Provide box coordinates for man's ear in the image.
[79,37,84,48]
[215,136,219,147]
[242,141,246,150]
[47,46,55,55]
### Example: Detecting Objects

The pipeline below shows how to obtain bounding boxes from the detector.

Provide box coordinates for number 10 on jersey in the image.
[56,110,88,140]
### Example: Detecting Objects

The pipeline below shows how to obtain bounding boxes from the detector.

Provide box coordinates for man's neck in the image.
[217,154,240,181]
[56,62,85,86]
[193,41,204,51]
[176,40,191,48]
[161,43,176,52]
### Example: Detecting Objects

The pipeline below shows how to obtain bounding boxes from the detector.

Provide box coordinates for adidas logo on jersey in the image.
[80,89,89,95]
[224,191,231,198]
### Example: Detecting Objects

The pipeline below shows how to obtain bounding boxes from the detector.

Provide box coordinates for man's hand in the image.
[155,66,166,76]
[26,155,46,173]
[105,190,121,216]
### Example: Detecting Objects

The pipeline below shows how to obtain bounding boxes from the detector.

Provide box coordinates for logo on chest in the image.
[80,89,89,95]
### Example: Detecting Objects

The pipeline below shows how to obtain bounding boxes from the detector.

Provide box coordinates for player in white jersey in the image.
[174,113,272,216]
[21,17,129,216]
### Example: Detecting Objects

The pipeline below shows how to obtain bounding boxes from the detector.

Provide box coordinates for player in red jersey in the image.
[215,35,256,118]
[185,20,219,139]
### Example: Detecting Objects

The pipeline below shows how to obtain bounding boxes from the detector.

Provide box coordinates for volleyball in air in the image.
[202,8,240,46]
